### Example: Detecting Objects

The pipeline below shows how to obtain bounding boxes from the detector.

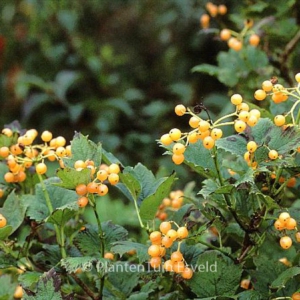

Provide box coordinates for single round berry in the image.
[41,130,53,142]
[161,236,173,248]
[163,259,174,272]
[177,226,189,239]
[175,104,186,116]
[247,141,257,153]
[200,14,210,29]
[160,221,171,234]
[234,120,246,133]
[262,80,273,92]
[104,252,114,260]
[108,173,119,185]
[295,231,300,242]
[150,231,162,245]
[108,163,120,174]
[210,128,223,140]
[173,143,186,155]
[160,134,173,146]
[230,94,243,106]
[239,111,249,122]
[295,73,300,83]
[203,136,215,149]
[228,38,242,51]
[97,170,108,182]
[220,29,231,41]
[56,136,66,147]
[74,160,87,169]
[187,132,198,143]
[280,236,292,249]
[254,89,267,101]
[149,256,161,268]
[189,116,200,128]
[218,4,227,15]
[87,182,99,193]
[4,172,15,183]
[98,184,108,196]
[0,146,9,158]
[76,184,88,196]
[172,154,185,165]
[77,196,89,208]
[171,251,183,262]
[166,229,178,241]
[249,109,261,119]
[240,279,251,290]
[237,103,250,112]
[36,163,47,175]
[173,261,185,273]
[279,212,290,223]
[268,150,278,160]
[148,244,161,257]
[249,34,260,46]
[198,120,210,132]
[0,214,7,228]
[274,115,285,127]
[247,115,258,127]
[169,128,182,141]
[181,267,193,279]
[13,285,23,299]
[292,292,300,300]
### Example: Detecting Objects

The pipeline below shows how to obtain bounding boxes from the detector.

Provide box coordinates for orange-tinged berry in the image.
[292,292,300,300]
[169,128,181,141]
[218,4,227,15]
[189,116,200,128]
[220,29,231,41]
[98,184,108,196]
[181,267,193,279]
[240,279,251,289]
[0,146,9,158]
[228,38,242,51]
[160,221,171,234]
[177,226,189,239]
[76,184,87,196]
[200,14,210,29]
[286,218,297,230]
[161,235,173,248]
[173,143,186,155]
[287,177,296,188]
[167,229,178,241]
[97,170,108,181]
[41,130,53,142]
[171,251,183,262]
[210,128,223,140]
[173,261,185,273]
[150,231,162,245]
[35,163,47,175]
[162,197,171,207]
[280,236,292,249]
[163,259,174,272]
[295,232,300,242]
[203,136,215,149]
[262,80,273,92]
[0,214,7,228]
[14,285,23,299]
[2,128,13,137]
[74,160,87,169]
[77,196,89,208]
[172,153,185,165]
[4,172,14,183]
[279,212,290,223]
[198,120,210,132]
[87,182,99,193]
[247,115,258,127]
[249,34,260,46]
[239,111,250,122]
[104,252,114,260]
[148,244,161,257]
[149,256,161,268]
[249,109,261,119]
[274,219,285,231]
[175,104,186,116]
[187,132,198,143]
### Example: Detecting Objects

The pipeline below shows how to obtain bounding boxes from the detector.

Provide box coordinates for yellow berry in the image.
[230,94,243,105]
[247,141,257,153]
[220,29,231,41]
[175,104,186,116]
[210,128,223,140]
[262,80,273,92]
[280,236,292,249]
[274,115,285,126]
[234,120,246,133]
[169,128,182,141]
[160,134,173,146]
[249,34,260,46]
[203,136,215,149]
[268,150,278,160]
[173,143,186,155]
[295,73,300,83]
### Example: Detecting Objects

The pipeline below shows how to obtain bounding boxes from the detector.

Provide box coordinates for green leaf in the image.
[270,266,300,290]
[102,221,128,249]
[24,269,63,300]
[237,290,263,300]
[198,179,224,205]
[191,64,219,76]
[55,167,91,189]
[18,272,41,289]
[63,132,102,168]
[60,256,99,273]
[139,172,176,221]
[216,135,247,157]
[111,241,148,263]
[244,46,268,71]
[118,171,142,202]
[46,201,79,227]
[73,225,101,256]
[0,226,13,240]
[105,263,140,297]
[0,275,16,300]
[0,190,26,235]
[183,140,218,178]
[0,252,16,268]
[187,250,242,298]
[26,177,77,221]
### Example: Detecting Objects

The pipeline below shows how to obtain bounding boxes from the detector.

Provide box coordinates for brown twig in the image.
[70,273,99,300]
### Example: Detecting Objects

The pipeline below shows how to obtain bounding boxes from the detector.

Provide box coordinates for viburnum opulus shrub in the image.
[0,75,300,299]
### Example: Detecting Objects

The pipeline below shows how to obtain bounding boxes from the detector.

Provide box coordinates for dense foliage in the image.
[0,0,300,299]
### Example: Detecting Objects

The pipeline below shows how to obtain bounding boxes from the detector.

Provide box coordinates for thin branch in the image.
[70,273,99,300]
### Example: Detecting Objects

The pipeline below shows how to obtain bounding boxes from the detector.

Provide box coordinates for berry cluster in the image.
[75,163,120,207]
[148,221,193,279]
[0,128,71,184]
[220,19,260,51]
[254,74,300,127]
[200,2,227,29]
[160,95,260,165]
[156,190,184,220]
[274,212,298,249]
